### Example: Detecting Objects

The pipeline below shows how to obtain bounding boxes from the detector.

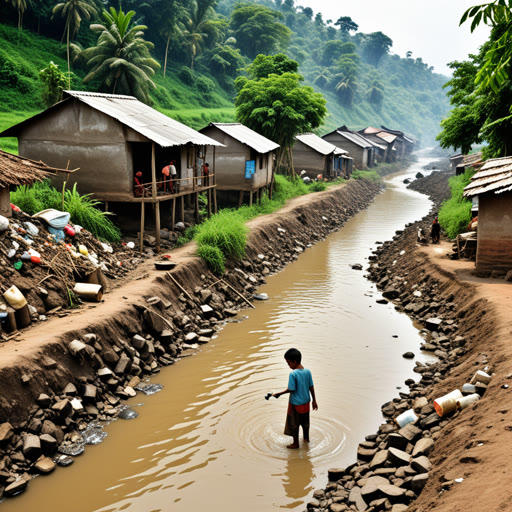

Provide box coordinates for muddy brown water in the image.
[4,157,438,512]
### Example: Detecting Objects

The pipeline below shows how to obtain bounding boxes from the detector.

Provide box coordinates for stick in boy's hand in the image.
[265,392,273,400]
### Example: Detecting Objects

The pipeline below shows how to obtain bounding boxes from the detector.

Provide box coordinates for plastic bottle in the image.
[79,244,89,256]
[3,285,27,310]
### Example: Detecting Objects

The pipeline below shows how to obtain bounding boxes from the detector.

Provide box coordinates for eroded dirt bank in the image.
[0,179,382,499]
[307,170,512,512]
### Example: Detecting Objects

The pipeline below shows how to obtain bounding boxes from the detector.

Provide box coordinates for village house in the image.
[0,150,68,218]
[358,127,397,163]
[463,156,512,273]
[199,122,279,206]
[292,133,352,180]
[0,91,223,249]
[380,126,416,158]
[322,126,375,169]
[451,152,483,176]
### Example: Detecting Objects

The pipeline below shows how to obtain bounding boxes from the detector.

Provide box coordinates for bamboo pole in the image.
[218,278,255,309]
[140,190,145,253]
[166,272,194,302]
[195,192,199,223]
[171,196,176,229]
[180,195,185,223]
[151,143,161,253]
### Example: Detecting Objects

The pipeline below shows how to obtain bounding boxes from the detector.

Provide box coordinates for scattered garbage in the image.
[73,283,103,302]
[470,370,492,385]
[396,408,418,427]
[0,215,9,231]
[253,293,268,300]
[3,285,27,310]
[456,393,480,410]
[433,389,462,417]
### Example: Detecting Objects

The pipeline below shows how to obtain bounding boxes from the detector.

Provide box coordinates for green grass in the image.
[0,111,38,153]
[351,169,382,182]
[438,168,475,238]
[10,180,121,242]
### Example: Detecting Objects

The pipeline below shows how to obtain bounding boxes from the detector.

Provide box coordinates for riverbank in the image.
[0,178,382,499]
[306,168,512,512]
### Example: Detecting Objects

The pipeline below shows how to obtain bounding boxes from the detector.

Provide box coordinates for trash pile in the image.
[0,207,141,337]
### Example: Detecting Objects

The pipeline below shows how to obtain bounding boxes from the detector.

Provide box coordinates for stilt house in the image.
[293,133,351,179]
[0,91,224,249]
[463,156,512,273]
[199,123,279,206]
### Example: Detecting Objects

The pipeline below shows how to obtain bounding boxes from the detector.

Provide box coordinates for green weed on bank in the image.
[352,169,382,182]
[438,168,475,238]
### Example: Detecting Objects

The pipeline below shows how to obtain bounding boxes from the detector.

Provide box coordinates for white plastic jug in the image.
[3,285,27,310]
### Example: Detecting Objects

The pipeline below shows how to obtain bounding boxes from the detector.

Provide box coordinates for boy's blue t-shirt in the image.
[288,368,314,405]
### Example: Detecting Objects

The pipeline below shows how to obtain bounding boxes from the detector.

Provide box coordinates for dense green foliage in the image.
[39,61,68,106]
[236,69,327,173]
[438,169,475,238]
[351,169,382,182]
[10,181,122,242]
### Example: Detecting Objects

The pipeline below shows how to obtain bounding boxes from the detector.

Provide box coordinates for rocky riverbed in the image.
[0,179,382,500]
[303,165,505,512]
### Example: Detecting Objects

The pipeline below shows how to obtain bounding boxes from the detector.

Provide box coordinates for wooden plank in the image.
[171,196,176,229]
[140,190,145,253]
[151,143,160,253]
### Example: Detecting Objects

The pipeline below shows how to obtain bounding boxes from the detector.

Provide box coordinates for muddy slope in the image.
[0,179,382,498]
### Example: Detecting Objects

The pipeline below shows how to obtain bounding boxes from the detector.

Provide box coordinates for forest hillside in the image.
[0,0,450,154]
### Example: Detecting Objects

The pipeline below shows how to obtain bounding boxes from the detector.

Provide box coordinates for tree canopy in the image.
[235,56,327,174]
[229,3,291,59]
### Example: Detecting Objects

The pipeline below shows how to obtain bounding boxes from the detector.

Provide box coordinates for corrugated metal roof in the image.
[295,133,345,155]
[362,126,381,134]
[207,123,279,153]
[63,91,223,148]
[376,131,397,144]
[464,156,512,197]
[336,130,373,149]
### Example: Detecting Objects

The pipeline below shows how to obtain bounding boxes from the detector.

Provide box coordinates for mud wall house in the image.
[463,157,512,273]
[0,150,67,217]
[199,123,279,206]
[0,91,223,247]
[293,133,345,179]
[322,128,374,169]
[381,126,416,157]
[455,152,483,176]
[359,128,397,163]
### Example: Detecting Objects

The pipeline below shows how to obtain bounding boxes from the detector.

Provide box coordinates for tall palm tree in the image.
[83,7,160,104]
[52,0,97,88]
[8,0,28,32]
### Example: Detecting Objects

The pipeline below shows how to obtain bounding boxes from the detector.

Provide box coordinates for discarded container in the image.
[64,224,75,237]
[456,393,480,410]
[126,241,135,249]
[154,261,176,271]
[10,203,20,212]
[73,283,103,302]
[470,370,492,385]
[20,252,31,261]
[15,304,31,329]
[3,285,27,310]
[396,408,418,427]
[24,222,39,237]
[434,389,463,417]
[462,383,477,395]
[0,215,8,231]
[79,245,89,257]
[30,255,41,265]
[33,209,70,229]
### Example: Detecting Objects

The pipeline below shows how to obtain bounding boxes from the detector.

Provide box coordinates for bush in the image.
[178,66,196,86]
[351,169,382,182]
[197,244,225,274]
[196,75,215,96]
[176,225,198,246]
[438,168,475,238]
[195,210,248,260]
[309,181,327,192]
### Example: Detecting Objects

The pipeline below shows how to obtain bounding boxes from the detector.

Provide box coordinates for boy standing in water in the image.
[274,348,318,449]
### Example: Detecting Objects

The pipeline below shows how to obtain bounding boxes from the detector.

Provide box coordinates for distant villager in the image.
[431,217,440,244]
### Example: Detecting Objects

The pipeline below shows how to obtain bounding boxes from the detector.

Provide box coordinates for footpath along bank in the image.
[0,179,382,499]
[307,169,512,512]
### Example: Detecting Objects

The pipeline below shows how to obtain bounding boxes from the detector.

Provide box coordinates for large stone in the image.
[200,304,214,318]
[398,423,422,443]
[382,288,400,300]
[357,445,378,462]
[370,450,389,470]
[418,413,441,430]
[23,434,42,460]
[377,484,406,503]
[387,448,411,467]
[68,339,87,356]
[413,397,428,411]
[411,456,432,474]
[348,486,367,511]
[41,420,64,444]
[411,473,429,493]
[39,434,58,455]
[52,399,72,419]
[425,318,442,331]
[387,434,408,451]
[36,394,51,408]
[328,468,345,481]
[82,383,97,402]
[412,438,435,457]
[114,356,132,375]
[35,456,56,474]
[103,349,120,366]
[4,478,28,497]
[0,422,14,444]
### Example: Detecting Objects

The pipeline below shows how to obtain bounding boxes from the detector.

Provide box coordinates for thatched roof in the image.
[0,150,69,188]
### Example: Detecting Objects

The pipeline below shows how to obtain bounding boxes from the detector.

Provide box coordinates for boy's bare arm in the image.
[273,388,291,398]
[310,386,318,410]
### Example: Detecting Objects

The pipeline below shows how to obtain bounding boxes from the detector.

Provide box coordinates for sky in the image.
[296,0,491,76]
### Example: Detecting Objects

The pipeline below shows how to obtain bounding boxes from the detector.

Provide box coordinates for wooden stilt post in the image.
[151,142,160,253]
[171,196,176,229]
[238,190,243,207]
[195,192,200,223]
[213,187,217,214]
[207,188,212,218]
[140,191,145,253]
[249,190,253,206]
[180,195,185,223]
[104,201,109,212]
